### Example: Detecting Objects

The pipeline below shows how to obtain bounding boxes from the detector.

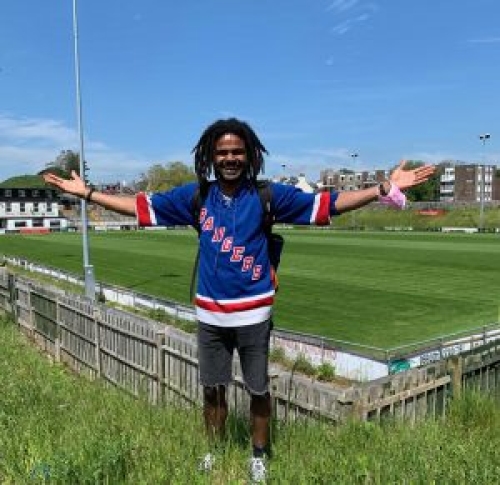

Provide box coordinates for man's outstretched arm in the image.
[334,160,436,214]
[42,170,137,216]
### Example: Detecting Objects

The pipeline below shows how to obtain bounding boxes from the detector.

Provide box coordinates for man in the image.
[43,118,435,482]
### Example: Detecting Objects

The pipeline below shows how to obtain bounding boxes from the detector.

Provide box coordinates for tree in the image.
[391,160,440,202]
[43,150,90,183]
[138,161,196,192]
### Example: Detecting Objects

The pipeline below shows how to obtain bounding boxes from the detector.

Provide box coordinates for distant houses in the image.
[294,174,315,193]
[271,173,317,193]
[320,162,500,202]
[319,168,389,193]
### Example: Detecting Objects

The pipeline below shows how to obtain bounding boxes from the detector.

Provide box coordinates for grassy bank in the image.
[333,205,500,231]
[1,315,500,483]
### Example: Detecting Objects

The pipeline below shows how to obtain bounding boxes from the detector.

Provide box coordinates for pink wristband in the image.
[378,183,406,209]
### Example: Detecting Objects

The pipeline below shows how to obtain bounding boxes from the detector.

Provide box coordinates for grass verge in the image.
[2,315,500,483]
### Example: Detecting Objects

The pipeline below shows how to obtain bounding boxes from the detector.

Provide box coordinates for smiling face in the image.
[213,133,248,191]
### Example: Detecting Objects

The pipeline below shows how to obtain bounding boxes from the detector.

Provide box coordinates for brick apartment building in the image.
[439,162,499,202]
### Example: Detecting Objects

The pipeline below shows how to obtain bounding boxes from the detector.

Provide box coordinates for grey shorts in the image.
[197,319,272,395]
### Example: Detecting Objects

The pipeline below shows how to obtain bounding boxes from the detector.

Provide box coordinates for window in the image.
[33,202,39,212]
[6,202,12,213]
[50,220,61,227]
[5,189,12,197]
[33,219,44,227]
[15,221,27,228]
[20,202,26,213]
[19,190,26,198]
[32,189,39,197]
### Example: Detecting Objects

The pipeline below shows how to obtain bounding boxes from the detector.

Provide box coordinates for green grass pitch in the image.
[1,229,499,349]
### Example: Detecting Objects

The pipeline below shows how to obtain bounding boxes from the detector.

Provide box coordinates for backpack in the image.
[189,180,284,302]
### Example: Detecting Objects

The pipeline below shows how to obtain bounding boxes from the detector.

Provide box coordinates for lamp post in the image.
[478,133,491,232]
[73,0,95,299]
[281,164,287,182]
[350,153,359,229]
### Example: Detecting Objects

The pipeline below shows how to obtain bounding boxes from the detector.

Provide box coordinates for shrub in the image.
[292,353,316,376]
[316,361,336,382]
[269,346,290,366]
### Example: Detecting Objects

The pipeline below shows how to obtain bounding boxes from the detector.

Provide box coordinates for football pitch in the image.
[1,229,499,349]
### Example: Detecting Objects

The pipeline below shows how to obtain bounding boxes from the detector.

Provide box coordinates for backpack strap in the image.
[256,181,283,291]
[256,180,274,235]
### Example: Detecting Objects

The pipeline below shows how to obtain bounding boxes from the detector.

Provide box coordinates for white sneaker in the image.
[249,456,267,483]
[198,452,215,472]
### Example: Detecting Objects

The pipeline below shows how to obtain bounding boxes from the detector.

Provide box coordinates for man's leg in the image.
[237,320,273,457]
[198,322,234,452]
[203,385,228,442]
[250,391,271,454]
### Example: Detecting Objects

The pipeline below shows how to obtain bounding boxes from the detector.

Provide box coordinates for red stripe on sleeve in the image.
[136,193,152,226]
[315,192,331,225]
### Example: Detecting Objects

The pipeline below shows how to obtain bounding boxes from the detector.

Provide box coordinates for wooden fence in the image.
[2,268,500,425]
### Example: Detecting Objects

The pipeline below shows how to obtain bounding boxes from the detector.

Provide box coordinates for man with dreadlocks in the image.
[43,117,435,482]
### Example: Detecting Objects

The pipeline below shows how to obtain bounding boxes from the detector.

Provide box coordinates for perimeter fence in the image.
[2,268,500,426]
[5,255,500,382]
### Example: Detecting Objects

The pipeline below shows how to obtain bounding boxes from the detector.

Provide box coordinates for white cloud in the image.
[326,0,359,13]
[402,151,500,166]
[0,112,150,183]
[268,147,359,181]
[398,151,448,165]
[268,146,490,181]
[326,1,378,36]
[331,21,352,35]
[0,145,58,175]
[0,114,76,146]
[467,37,500,44]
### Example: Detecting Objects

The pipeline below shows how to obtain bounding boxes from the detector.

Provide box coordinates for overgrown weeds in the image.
[2,316,500,483]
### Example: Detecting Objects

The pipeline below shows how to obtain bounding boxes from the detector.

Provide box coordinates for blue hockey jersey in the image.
[136,181,339,327]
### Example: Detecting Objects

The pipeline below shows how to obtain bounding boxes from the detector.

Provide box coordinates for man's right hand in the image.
[42,170,88,199]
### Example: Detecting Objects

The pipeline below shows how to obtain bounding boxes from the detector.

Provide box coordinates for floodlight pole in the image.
[73,0,95,299]
[350,152,359,229]
[478,133,491,232]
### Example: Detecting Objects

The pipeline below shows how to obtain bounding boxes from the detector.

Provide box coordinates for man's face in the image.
[213,133,247,183]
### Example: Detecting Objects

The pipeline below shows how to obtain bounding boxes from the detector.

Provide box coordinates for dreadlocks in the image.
[192,118,268,185]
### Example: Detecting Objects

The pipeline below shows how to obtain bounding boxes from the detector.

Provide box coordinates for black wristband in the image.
[379,181,390,197]
[85,187,95,202]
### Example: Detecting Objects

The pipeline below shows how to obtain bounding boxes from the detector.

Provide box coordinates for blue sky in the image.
[1,1,499,184]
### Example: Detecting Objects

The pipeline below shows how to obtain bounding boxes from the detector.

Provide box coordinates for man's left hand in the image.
[390,160,436,191]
